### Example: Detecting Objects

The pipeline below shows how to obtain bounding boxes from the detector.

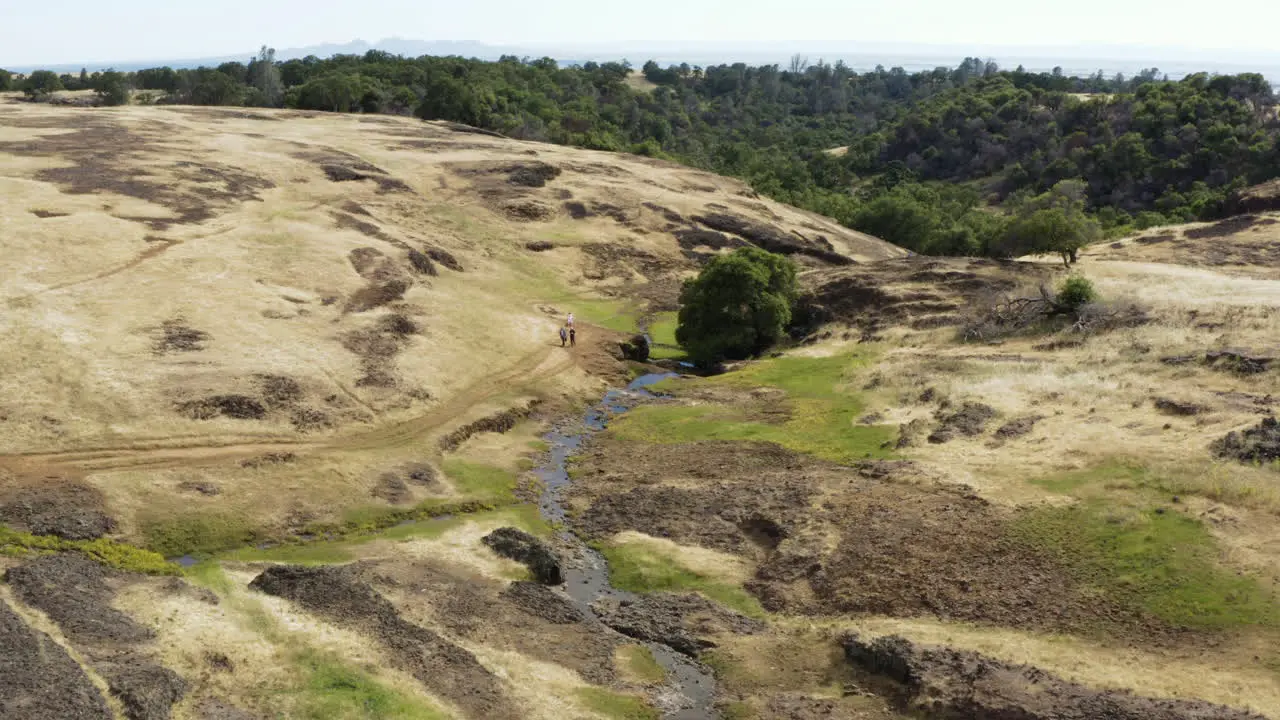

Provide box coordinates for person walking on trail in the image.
[566,312,575,329]
[559,326,568,347]
[569,327,576,347]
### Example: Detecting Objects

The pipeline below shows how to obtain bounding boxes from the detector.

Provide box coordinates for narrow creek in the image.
[536,372,720,720]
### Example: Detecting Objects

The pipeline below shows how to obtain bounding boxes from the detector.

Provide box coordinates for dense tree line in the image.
[4,51,1277,258]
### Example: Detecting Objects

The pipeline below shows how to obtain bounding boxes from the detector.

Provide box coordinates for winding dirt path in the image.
[0,343,576,477]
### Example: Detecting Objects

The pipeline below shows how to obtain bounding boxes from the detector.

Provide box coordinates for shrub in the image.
[1056,275,1098,310]
[675,247,797,364]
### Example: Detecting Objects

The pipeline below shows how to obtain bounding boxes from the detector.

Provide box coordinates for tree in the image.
[675,247,798,364]
[248,46,283,106]
[998,207,1099,266]
[0,69,11,92]
[93,70,129,106]
[186,69,243,105]
[22,70,63,98]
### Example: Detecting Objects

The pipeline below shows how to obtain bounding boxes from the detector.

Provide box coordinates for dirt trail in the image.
[0,342,574,478]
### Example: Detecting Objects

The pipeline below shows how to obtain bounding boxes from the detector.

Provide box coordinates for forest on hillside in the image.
[4,51,1278,259]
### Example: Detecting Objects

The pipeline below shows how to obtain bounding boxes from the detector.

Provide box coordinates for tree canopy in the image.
[11,51,1280,256]
[676,247,799,364]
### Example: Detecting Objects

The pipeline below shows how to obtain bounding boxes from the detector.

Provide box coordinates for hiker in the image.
[569,327,576,347]
[566,312,575,329]
[559,326,568,347]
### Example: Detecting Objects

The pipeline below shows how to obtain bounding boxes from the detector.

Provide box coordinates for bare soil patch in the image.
[249,564,520,718]
[0,600,113,720]
[501,581,585,624]
[842,632,1265,720]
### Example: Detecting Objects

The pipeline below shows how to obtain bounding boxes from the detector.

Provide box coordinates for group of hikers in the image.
[559,312,577,347]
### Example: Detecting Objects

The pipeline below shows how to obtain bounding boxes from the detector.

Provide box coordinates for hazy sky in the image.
[2,0,1276,66]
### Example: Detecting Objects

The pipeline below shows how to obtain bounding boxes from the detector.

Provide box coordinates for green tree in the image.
[93,70,129,106]
[0,69,11,92]
[675,247,798,364]
[22,70,63,98]
[998,207,1100,266]
[184,69,243,105]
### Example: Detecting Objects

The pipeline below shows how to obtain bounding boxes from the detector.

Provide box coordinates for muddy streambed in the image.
[537,372,719,720]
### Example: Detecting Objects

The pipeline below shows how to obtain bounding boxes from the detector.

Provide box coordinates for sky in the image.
[2,0,1278,67]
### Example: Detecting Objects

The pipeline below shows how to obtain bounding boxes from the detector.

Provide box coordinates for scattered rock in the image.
[619,334,651,362]
[0,479,115,540]
[500,581,585,624]
[1153,398,1208,416]
[481,528,563,585]
[425,246,463,272]
[99,661,187,720]
[177,395,267,421]
[841,632,1266,720]
[1160,355,1196,366]
[0,600,113,720]
[858,412,885,425]
[994,415,1044,439]
[5,554,153,646]
[439,400,541,452]
[406,249,438,275]
[1205,349,1274,375]
[196,700,258,720]
[894,419,930,449]
[152,318,209,355]
[525,240,554,252]
[249,565,518,719]
[507,162,561,187]
[344,279,410,313]
[693,213,852,265]
[595,593,763,656]
[928,402,997,444]
[372,473,412,504]
[1213,417,1280,464]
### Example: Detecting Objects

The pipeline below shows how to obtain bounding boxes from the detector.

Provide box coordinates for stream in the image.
[536,372,719,720]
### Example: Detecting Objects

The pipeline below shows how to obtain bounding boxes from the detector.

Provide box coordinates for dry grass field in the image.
[2,97,1278,720]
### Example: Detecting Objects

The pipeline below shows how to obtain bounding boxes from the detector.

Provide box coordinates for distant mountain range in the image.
[8,38,1280,83]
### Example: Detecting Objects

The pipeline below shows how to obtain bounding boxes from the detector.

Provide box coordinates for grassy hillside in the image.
[1,98,1279,720]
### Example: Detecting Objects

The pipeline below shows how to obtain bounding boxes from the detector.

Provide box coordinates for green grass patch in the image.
[645,312,686,360]
[1031,461,1151,496]
[0,525,178,575]
[296,650,447,720]
[612,352,895,464]
[1009,501,1279,630]
[222,505,551,565]
[140,511,262,559]
[443,460,518,504]
[721,701,759,720]
[575,687,659,720]
[616,644,666,684]
[598,542,765,618]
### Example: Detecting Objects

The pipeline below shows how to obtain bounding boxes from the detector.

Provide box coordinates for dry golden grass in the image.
[779,615,1280,718]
